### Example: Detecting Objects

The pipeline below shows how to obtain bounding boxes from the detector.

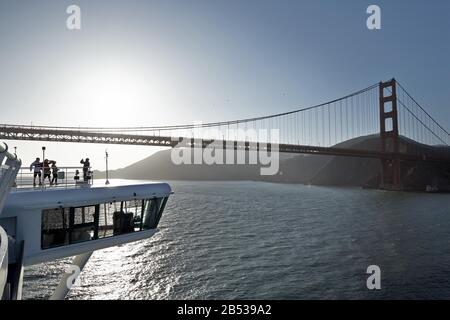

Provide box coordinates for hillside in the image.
[95,135,450,191]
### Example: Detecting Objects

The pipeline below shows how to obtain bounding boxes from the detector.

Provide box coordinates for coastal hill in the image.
[95,135,450,191]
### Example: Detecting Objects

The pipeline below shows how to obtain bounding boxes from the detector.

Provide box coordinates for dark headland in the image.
[95,135,450,192]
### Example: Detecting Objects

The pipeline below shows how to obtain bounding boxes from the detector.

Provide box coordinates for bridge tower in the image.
[379,78,402,190]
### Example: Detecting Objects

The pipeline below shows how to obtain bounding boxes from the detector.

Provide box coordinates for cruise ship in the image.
[0,143,172,300]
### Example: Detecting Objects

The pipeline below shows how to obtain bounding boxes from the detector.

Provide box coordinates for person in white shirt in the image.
[29,157,43,186]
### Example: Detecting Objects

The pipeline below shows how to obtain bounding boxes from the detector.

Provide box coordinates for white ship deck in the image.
[6,179,173,209]
[1,154,173,299]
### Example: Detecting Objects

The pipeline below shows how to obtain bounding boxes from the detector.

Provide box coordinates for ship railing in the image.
[13,166,94,190]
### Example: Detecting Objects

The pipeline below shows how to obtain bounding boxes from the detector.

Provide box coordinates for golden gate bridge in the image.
[1,79,449,191]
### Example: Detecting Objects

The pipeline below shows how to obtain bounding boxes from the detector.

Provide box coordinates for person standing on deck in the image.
[80,158,90,182]
[29,157,42,186]
[50,161,59,185]
[42,159,52,185]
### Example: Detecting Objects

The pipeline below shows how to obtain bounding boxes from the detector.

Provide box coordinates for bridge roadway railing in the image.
[0,125,449,164]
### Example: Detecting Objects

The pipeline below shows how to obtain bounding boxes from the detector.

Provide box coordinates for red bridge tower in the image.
[379,79,402,190]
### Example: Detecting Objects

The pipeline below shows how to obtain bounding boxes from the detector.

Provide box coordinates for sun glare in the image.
[70,63,160,127]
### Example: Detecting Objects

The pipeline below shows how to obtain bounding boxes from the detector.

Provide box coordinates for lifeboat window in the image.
[41,208,70,249]
[41,206,98,249]
[142,197,168,230]
[41,197,169,249]
[68,205,99,244]
[97,199,144,238]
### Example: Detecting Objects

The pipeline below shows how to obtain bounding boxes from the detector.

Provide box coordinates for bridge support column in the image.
[379,79,402,191]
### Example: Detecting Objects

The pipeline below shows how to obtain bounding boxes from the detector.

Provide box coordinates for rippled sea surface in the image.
[23,180,450,299]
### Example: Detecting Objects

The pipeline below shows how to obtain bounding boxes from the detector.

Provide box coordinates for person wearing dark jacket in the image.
[50,161,59,185]
[80,158,90,181]
[42,159,52,184]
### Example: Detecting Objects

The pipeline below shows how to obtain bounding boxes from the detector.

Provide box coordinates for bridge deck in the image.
[0,126,449,163]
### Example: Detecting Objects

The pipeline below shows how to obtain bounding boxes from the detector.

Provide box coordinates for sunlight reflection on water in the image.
[23,181,450,299]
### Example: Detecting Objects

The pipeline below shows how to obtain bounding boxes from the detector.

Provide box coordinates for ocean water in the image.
[23,181,450,299]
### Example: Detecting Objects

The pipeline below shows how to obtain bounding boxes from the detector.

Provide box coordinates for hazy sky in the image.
[0,0,449,169]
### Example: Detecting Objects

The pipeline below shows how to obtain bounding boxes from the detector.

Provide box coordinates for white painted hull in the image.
[0,226,8,299]
[0,180,172,299]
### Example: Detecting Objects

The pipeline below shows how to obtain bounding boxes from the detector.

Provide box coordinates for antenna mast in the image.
[105,150,110,185]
